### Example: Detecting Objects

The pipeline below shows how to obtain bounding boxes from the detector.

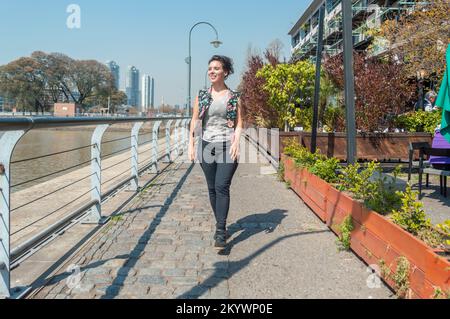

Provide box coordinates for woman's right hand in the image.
[188,142,196,162]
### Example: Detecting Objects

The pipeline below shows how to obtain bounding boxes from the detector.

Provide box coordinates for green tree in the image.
[0,57,48,114]
[319,74,341,130]
[256,60,316,131]
[376,0,450,80]
[85,88,127,114]
[31,51,67,104]
[69,60,114,109]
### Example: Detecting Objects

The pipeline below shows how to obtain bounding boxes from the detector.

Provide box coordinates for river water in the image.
[8,125,166,192]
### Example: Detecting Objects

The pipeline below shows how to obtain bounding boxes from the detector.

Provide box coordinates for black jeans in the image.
[199,139,239,230]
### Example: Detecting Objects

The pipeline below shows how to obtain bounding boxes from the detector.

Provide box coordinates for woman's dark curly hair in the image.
[208,55,234,80]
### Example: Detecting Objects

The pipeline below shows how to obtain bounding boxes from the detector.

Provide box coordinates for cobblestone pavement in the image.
[33,141,394,299]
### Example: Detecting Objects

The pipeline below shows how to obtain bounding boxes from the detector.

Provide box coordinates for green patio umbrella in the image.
[436,43,450,143]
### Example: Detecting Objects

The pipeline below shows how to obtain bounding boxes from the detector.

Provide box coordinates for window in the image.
[292,32,301,47]
[326,0,341,13]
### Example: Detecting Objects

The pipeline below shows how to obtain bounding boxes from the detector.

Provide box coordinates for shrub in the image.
[337,162,378,200]
[338,162,403,215]
[283,138,322,168]
[391,185,431,235]
[393,256,411,299]
[283,138,339,183]
[336,215,354,251]
[283,142,448,249]
[436,220,450,246]
[309,157,340,184]
[395,110,441,133]
[365,165,403,215]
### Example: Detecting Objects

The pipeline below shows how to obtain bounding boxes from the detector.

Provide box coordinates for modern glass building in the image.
[288,0,418,62]
[141,75,151,112]
[106,60,120,89]
[150,77,155,109]
[126,66,140,107]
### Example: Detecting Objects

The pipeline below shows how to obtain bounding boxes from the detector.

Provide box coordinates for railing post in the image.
[163,120,173,163]
[174,119,182,157]
[0,130,27,298]
[270,128,280,166]
[151,121,162,174]
[130,122,144,191]
[85,124,109,224]
[181,119,189,154]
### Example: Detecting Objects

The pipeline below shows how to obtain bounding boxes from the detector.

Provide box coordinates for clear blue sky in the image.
[0,0,310,106]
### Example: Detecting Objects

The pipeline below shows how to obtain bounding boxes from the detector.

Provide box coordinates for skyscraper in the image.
[141,75,151,112]
[106,60,120,89]
[151,77,155,109]
[126,66,140,107]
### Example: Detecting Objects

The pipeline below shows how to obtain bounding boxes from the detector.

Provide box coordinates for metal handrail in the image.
[0,116,186,131]
[11,144,94,164]
[11,172,95,212]
[10,199,100,261]
[0,116,191,298]
[11,158,95,189]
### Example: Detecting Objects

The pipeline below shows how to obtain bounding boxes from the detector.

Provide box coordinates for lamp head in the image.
[210,40,222,48]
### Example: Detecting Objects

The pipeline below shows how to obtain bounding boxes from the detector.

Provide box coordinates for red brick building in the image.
[53,103,81,117]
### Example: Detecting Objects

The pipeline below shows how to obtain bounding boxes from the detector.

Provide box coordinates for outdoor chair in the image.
[418,147,450,198]
[408,142,430,182]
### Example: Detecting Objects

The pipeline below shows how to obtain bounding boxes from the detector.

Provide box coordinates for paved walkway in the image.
[33,141,394,299]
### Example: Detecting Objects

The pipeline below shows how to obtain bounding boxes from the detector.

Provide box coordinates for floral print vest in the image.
[198,87,240,128]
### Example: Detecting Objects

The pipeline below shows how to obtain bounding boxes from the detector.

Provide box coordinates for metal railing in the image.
[0,116,191,298]
[244,127,280,169]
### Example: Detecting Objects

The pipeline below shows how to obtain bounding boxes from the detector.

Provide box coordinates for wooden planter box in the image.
[279,132,433,162]
[281,154,450,299]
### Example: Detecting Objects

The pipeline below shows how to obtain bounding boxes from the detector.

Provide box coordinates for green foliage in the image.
[110,214,124,223]
[257,60,316,130]
[277,161,285,182]
[389,187,448,249]
[338,162,403,215]
[283,138,322,169]
[432,287,450,299]
[283,141,449,249]
[391,185,431,235]
[378,259,391,279]
[336,215,354,251]
[395,110,441,133]
[322,105,345,132]
[283,138,339,183]
[418,227,444,248]
[393,256,410,299]
[285,179,292,189]
[436,220,450,246]
[365,165,403,215]
[337,162,378,200]
[379,256,411,299]
[308,157,340,184]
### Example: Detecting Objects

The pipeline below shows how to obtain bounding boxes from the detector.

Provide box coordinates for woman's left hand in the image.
[229,141,240,162]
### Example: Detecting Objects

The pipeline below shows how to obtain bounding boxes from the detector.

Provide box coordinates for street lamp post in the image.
[186,22,222,117]
[342,0,357,165]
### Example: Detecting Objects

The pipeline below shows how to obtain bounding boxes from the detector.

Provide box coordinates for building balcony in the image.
[325,1,342,21]
[352,0,369,22]
[324,20,342,40]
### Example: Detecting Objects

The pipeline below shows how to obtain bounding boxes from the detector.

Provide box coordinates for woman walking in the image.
[188,55,243,250]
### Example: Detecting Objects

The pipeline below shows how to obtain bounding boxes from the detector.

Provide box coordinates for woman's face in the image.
[208,60,227,85]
